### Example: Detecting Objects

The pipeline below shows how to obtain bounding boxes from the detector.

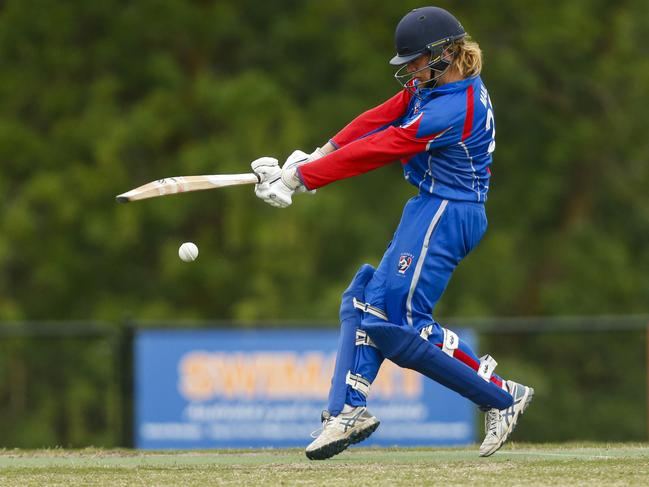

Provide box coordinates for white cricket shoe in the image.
[305,406,380,460]
[479,380,534,457]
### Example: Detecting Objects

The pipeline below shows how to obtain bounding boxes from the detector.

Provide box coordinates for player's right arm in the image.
[250,88,412,207]
[297,102,457,190]
[327,88,413,149]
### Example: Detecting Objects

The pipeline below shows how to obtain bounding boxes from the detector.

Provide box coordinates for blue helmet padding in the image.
[361,320,513,410]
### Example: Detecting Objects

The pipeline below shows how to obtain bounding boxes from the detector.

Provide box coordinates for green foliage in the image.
[0,333,120,447]
[1,0,647,321]
[483,329,647,442]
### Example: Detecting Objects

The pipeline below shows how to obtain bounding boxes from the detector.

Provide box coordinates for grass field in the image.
[1,443,648,486]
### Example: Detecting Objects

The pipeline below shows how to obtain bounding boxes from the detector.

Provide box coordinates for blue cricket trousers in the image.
[346,193,491,406]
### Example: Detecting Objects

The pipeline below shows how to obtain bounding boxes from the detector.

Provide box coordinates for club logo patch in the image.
[397,253,414,274]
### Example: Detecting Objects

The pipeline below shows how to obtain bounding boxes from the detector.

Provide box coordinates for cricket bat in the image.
[115,173,261,203]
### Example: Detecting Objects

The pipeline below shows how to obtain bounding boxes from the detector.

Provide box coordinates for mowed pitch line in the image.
[0,444,648,487]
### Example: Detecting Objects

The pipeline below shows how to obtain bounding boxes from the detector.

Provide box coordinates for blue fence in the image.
[134,328,477,449]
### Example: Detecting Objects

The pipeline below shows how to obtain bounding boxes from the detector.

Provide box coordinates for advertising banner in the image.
[135,328,476,449]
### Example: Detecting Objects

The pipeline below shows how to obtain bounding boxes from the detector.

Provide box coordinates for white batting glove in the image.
[284,148,324,195]
[258,150,309,208]
[280,150,310,194]
[251,149,323,208]
[250,156,280,184]
[260,178,295,208]
[250,155,295,208]
[309,147,326,160]
[251,156,287,207]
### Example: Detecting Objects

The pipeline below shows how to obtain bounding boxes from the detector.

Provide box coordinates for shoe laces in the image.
[310,415,335,439]
[485,409,501,437]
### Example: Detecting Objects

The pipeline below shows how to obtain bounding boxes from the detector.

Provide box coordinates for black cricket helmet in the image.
[390,7,466,90]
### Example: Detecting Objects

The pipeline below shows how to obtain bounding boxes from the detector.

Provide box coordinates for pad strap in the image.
[355,329,377,348]
[478,354,498,382]
[420,326,459,357]
[420,325,434,340]
[353,297,388,321]
[346,371,371,397]
[361,321,513,409]
[442,328,459,357]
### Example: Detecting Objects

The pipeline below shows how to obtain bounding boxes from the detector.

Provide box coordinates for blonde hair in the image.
[450,37,482,78]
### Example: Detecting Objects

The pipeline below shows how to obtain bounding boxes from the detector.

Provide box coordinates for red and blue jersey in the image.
[298,76,495,202]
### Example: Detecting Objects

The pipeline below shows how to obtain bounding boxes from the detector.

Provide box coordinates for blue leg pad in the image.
[327,264,376,415]
[327,318,356,415]
[339,264,376,322]
[362,321,513,410]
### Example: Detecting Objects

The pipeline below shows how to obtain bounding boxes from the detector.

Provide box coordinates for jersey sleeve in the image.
[298,110,456,190]
[330,89,413,148]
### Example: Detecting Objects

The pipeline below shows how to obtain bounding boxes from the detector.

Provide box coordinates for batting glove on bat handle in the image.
[282,149,319,195]
[251,156,294,208]
[297,147,325,194]
[310,147,326,160]
[251,156,281,184]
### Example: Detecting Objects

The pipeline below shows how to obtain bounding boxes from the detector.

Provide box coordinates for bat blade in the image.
[116,173,260,203]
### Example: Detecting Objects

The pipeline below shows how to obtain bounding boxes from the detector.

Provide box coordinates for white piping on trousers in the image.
[406,199,449,327]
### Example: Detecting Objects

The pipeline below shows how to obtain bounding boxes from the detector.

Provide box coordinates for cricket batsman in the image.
[251,6,534,459]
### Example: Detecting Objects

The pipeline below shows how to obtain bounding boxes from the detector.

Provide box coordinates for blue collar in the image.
[415,76,478,98]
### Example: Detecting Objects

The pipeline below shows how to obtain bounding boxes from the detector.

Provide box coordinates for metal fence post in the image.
[116,318,135,448]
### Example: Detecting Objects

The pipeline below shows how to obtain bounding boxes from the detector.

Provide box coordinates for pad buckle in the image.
[352,297,388,321]
[442,328,459,357]
[345,371,371,397]
[420,325,434,340]
[478,354,498,382]
[355,329,377,348]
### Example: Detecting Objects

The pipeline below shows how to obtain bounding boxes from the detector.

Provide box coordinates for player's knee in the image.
[339,264,376,322]
[343,264,376,297]
[360,313,386,328]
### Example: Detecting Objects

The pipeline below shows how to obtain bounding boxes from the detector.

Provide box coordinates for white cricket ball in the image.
[178,242,199,262]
